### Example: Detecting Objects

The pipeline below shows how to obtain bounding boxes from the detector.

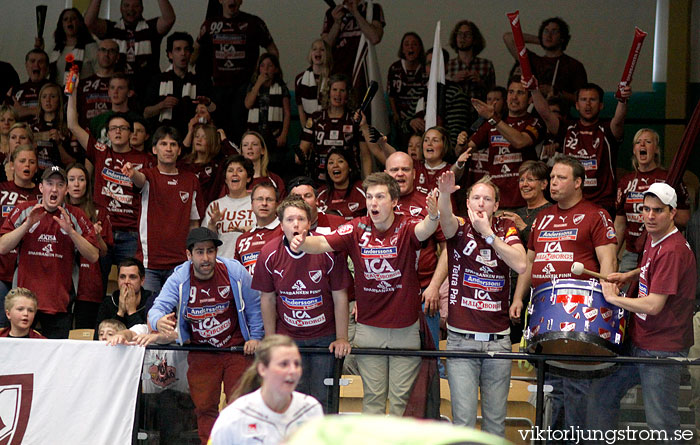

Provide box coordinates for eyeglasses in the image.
[98,48,119,55]
[252,197,276,203]
[108,125,130,132]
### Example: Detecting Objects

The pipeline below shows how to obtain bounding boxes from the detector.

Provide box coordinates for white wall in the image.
[0,0,657,91]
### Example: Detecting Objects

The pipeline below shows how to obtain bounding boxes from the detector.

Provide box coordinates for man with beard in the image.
[85,0,176,96]
[530,80,631,217]
[503,17,587,105]
[465,77,545,209]
[6,49,50,121]
[447,20,495,126]
[148,227,263,445]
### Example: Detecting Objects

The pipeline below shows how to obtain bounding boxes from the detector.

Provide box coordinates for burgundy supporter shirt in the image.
[77,206,113,303]
[0,201,97,313]
[317,181,366,220]
[633,229,696,351]
[557,119,620,211]
[137,167,204,269]
[395,189,446,288]
[252,236,351,339]
[84,135,153,231]
[324,214,422,328]
[447,217,521,332]
[234,221,282,276]
[0,182,40,282]
[470,114,544,208]
[528,200,616,289]
[185,261,243,348]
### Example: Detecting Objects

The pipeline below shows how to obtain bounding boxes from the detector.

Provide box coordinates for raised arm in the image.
[347,1,383,45]
[156,0,176,35]
[527,77,560,135]
[502,31,539,60]
[85,0,108,38]
[67,81,90,148]
[55,207,99,263]
[414,190,440,242]
[610,86,631,140]
[436,171,460,238]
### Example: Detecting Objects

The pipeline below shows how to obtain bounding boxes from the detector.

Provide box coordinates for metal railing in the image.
[139,343,700,436]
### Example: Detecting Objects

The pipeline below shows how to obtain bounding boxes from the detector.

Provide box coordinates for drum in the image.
[524,278,628,377]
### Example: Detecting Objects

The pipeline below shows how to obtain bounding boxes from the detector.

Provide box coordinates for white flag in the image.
[0,338,145,445]
[425,21,445,129]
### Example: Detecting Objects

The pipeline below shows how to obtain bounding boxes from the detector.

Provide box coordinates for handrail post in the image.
[535,359,545,430]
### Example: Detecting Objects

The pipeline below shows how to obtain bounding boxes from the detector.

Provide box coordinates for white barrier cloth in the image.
[0,338,145,445]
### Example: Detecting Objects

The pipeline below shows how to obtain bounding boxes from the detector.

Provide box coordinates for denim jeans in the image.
[294,335,336,413]
[547,374,592,437]
[587,345,687,440]
[445,330,511,436]
[144,268,175,296]
[100,230,140,290]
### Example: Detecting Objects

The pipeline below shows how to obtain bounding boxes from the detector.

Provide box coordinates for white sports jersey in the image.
[208,388,322,445]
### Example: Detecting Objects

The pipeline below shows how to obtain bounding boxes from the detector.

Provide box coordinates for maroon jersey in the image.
[252,236,351,339]
[387,60,425,122]
[557,119,619,211]
[197,13,274,87]
[616,168,690,253]
[32,120,66,171]
[395,189,446,288]
[413,160,452,195]
[321,2,385,78]
[234,222,282,276]
[317,181,366,220]
[84,136,153,231]
[185,261,244,347]
[0,201,97,314]
[528,200,616,288]
[634,229,695,351]
[470,114,544,208]
[7,81,48,120]
[447,217,521,332]
[301,110,361,183]
[77,206,113,303]
[0,182,41,282]
[324,214,422,328]
[137,168,204,270]
[76,74,110,127]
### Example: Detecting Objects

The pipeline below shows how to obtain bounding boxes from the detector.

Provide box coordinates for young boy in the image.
[98,318,126,341]
[121,126,204,294]
[1,288,45,338]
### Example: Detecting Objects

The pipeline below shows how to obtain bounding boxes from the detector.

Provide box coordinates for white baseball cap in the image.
[643,182,677,208]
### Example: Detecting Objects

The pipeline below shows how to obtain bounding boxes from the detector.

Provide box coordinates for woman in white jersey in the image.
[208,335,322,445]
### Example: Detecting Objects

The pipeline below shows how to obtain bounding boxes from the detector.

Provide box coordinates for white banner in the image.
[0,338,145,445]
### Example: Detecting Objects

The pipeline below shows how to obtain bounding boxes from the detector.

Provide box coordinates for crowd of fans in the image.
[1,1,699,444]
